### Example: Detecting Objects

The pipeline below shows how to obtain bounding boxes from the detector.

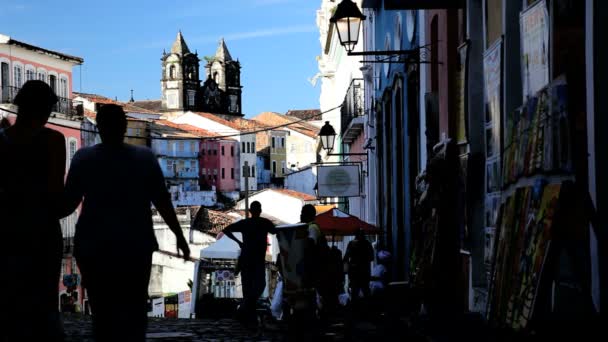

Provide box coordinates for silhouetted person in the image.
[61,104,190,341]
[300,204,321,243]
[0,80,66,341]
[222,201,276,328]
[343,229,374,302]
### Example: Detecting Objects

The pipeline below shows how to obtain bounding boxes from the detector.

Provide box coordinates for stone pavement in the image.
[61,311,405,341]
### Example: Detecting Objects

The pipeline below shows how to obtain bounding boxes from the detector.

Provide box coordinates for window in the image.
[190,160,196,171]
[242,142,245,152]
[213,169,217,175]
[208,149,212,155]
[281,161,286,175]
[231,168,234,179]
[49,74,57,92]
[177,160,185,172]
[13,66,22,87]
[26,69,35,81]
[59,78,68,98]
[252,142,255,152]
[169,65,176,79]
[281,137,285,148]
[252,165,255,176]
[231,146,234,156]
[221,146,225,155]
[187,90,195,107]
[167,160,174,173]
[178,141,184,152]
[222,168,225,179]
[69,139,77,161]
[37,71,46,82]
[190,142,196,152]
[214,175,217,181]
[272,137,276,149]
[202,168,206,175]
[213,149,217,155]
[272,160,277,175]
[245,142,250,153]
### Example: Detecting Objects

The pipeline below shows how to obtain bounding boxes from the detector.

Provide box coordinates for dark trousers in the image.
[77,252,152,342]
[239,261,266,323]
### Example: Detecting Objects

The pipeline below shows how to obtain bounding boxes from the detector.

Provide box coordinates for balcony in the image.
[1,85,83,117]
[340,79,365,144]
[156,149,198,158]
[164,169,199,179]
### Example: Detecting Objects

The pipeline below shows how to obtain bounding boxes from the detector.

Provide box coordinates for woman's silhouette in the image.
[0,80,66,341]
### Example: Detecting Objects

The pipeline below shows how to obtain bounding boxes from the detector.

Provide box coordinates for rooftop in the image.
[285,109,322,121]
[191,207,237,236]
[0,34,84,64]
[252,112,320,139]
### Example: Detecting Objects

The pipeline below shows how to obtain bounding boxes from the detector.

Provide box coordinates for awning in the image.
[200,233,242,259]
[315,208,382,236]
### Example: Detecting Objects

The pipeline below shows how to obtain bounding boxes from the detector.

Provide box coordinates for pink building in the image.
[0,34,86,313]
[201,139,239,192]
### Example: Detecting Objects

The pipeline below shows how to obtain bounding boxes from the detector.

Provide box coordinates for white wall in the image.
[236,190,305,224]
[170,189,217,207]
[285,129,317,170]
[316,0,364,162]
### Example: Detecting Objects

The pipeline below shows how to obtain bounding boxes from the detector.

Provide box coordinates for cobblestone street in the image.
[63,314,287,341]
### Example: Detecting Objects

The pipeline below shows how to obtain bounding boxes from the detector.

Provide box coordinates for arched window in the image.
[169,65,176,79]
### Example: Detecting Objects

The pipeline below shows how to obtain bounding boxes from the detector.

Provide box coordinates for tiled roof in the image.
[191,207,237,236]
[74,92,160,114]
[155,120,219,138]
[252,112,319,139]
[192,112,270,133]
[273,189,317,201]
[150,121,199,138]
[286,109,322,121]
[74,92,120,105]
[131,100,163,112]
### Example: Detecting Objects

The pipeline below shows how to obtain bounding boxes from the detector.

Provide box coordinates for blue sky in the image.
[1,0,322,118]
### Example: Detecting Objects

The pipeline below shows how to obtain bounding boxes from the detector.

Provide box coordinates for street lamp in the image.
[319,121,337,153]
[329,0,366,54]
[319,121,367,157]
[330,0,435,62]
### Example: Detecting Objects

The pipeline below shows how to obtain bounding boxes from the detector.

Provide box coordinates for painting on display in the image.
[520,0,549,101]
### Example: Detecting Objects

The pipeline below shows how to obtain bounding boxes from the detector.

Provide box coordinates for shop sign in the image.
[317,165,361,198]
[520,0,549,101]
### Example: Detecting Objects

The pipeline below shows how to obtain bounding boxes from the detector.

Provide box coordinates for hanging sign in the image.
[520,0,549,101]
[317,165,361,198]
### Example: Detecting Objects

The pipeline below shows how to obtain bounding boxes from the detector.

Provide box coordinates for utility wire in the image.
[0,105,342,141]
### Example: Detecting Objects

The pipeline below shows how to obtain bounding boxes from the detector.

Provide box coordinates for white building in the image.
[235,188,318,224]
[150,207,216,297]
[315,1,365,162]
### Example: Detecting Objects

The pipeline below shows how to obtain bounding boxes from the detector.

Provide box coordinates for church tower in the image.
[203,38,242,116]
[161,31,200,111]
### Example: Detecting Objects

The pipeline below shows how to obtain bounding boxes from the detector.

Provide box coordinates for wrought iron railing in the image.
[1,85,83,116]
[340,79,364,135]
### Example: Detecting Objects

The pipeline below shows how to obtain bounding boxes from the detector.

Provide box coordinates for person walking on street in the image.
[0,80,67,341]
[61,104,190,341]
[222,201,277,328]
[343,229,374,303]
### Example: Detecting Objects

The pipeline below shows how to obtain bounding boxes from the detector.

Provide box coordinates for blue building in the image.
[150,122,201,192]
[359,2,422,281]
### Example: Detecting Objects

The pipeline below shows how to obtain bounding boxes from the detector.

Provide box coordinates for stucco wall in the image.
[284,166,317,197]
